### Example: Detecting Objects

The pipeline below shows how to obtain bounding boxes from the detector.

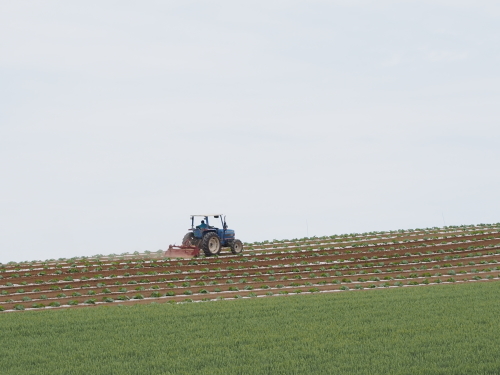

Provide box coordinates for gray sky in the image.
[1,1,499,263]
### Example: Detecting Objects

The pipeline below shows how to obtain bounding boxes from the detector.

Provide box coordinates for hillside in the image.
[1,223,499,312]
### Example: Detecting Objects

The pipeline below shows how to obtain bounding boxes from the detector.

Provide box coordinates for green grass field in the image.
[1,282,500,375]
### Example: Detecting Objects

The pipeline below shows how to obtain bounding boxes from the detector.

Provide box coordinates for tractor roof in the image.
[190,214,223,217]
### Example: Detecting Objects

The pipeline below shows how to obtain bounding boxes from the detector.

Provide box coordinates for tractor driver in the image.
[197,220,208,230]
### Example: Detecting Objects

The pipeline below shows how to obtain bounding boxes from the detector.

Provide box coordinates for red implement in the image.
[164,244,200,259]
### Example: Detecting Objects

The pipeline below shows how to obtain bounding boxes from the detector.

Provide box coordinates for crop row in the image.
[2,241,499,296]
[2,239,499,292]
[3,271,500,312]
[3,249,500,310]
[2,225,498,269]
[1,232,498,281]
[2,244,499,292]
[3,224,500,312]
[3,260,499,302]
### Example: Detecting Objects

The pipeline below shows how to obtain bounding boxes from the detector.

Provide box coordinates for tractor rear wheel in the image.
[230,239,244,255]
[202,232,221,256]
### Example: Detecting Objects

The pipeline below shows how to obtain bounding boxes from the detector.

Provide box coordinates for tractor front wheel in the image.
[183,232,201,248]
[182,232,194,246]
[202,232,221,256]
[230,239,244,255]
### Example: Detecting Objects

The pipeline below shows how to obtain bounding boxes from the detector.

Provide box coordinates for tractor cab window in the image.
[197,220,208,229]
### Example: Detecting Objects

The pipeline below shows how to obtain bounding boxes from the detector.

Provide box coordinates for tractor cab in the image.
[191,214,234,243]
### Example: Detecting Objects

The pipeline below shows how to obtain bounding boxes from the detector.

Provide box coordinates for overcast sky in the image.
[1,1,499,263]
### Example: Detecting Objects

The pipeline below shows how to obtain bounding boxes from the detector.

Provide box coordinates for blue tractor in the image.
[182,214,243,256]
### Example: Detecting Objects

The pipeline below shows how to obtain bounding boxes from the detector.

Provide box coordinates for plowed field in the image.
[2,223,500,312]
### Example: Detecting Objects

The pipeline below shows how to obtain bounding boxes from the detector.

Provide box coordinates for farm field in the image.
[1,281,500,375]
[1,223,500,312]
